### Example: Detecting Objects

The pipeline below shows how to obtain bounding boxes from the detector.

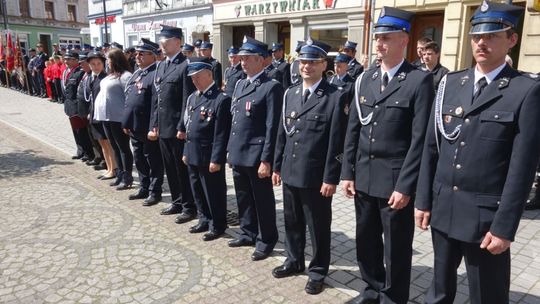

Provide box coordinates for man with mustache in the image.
[415,1,540,303]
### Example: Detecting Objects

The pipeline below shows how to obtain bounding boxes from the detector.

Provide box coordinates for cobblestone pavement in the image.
[0,87,539,304]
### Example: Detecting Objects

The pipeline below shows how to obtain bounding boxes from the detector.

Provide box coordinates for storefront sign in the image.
[126,20,178,32]
[235,0,336,17]
[95,15,116,25]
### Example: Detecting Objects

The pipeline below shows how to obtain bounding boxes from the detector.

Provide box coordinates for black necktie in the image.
[473,77,487,103]
[302,89,310,105]
[381,73,388,92]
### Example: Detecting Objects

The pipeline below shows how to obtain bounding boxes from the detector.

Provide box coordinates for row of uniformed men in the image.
[117,1,540,302]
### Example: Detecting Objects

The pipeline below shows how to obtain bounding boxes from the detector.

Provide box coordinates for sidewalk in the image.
[0,87,539,303]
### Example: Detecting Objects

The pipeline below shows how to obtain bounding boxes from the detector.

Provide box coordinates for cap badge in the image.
[498,78,509,89]
[480,0,489,13]
[306,37,313,46]
[243,36,247,43]
[380,7,386,17]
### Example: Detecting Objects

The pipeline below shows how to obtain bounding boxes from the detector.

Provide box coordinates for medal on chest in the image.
[245,100,252,117]
[200,106,206,121]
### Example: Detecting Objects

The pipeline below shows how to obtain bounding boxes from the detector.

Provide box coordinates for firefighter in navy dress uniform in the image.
[223,46,245,97]
[290,41,304,86]
[415,2,540,303]
[181,57,231,242]
[271,42,291,89]
[272,38,348,295]
[341,7,434,304]
[148,25,196,224]
[199,41,223,89]
[121,38,164,206]
[342,40,364,80]
[329,53,355,103]
[227,36,283,262]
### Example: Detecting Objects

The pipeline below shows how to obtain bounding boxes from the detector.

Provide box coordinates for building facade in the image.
[88,0,124,47]
[376,0,540,73]
[122,0,213,48]
[212,0,365,64]
[1,0,89,54]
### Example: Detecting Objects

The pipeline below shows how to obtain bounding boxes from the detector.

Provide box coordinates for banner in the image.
[6,30,14,71]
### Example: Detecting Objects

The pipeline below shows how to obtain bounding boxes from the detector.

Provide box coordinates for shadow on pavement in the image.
[0,149,72,179]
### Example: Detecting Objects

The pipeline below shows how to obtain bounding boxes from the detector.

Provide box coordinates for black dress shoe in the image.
[202,230,224,241]
[189,222,209,233]
[142,194,161,206]
[94,164,107,171]
[272,264,305,278]
[100,174,116,180]
[525,195,540,210]
[86,158,101,166]
[350,295,379,304]
[175,212,196,224]
[128,189,149,200]
[251,250,270,261]
[228,238,255,248]
[305,278,324,295]
[71,155,83,160]
[80,156,89,162]
[160,204,183,215]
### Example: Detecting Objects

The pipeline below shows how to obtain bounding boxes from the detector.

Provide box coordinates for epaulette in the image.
[289,81,301,88]
[520,71,540,80]
[446,68,468,76]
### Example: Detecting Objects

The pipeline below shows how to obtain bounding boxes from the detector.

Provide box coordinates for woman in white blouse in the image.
[94,49,134,189]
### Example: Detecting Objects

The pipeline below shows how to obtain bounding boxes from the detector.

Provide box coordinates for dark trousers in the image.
[158,137,195,213]
[354,191,414,304]
[71,125,94,159]
[282,183,332,281]
[188,164,227,233]
[232,165,277,253]
[425,228,510,304]
[36,70,46,95]
[54,78,63,102]
[103,121,133,174]
[130,132,163,195]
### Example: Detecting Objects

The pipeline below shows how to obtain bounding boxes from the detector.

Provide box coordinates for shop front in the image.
[212,0,364,64]
[123,5,213,48]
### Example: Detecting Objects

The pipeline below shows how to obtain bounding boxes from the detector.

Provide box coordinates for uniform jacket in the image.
[63,66,86,116]
[290,60,301,85]
[347,58,364,80]
[223,63,245,97]
[416,66,540,243]
[76,72,91,117]
[150,53,195,139]
[211,58,223,90]
[227,73,284,167]
[421,63,450,92]
[183,84,232,167]
[121,63,157,133]
[265,64,284,87]
[87,72,107,123]
[329,73,355,103]
[274,80,348,188]
[35,52,48,70]
[341,61,434,198]
[273,58,291,89]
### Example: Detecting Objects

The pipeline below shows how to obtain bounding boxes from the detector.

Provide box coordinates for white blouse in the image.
[94,71,132,122]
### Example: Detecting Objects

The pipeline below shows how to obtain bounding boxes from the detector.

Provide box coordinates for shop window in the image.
[19,0,30,17]
[67,4,77,22]
[309,28,347,53]
[45,1,55,20]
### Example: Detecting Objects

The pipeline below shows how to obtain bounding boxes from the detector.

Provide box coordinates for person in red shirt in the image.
[46,57,58,102]
[43,60,53,100]
[53,55,65,103]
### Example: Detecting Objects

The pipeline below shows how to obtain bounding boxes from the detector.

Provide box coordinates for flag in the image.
[6,30,14,71]
[0,31,4,62]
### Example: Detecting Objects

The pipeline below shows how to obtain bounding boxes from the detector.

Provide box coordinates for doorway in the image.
[407,11,444,63]
[38,34,52,55]
[232,25,255,48]
[276,22,290,54]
